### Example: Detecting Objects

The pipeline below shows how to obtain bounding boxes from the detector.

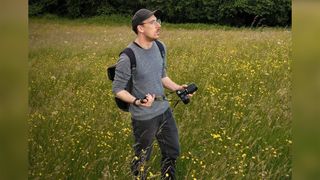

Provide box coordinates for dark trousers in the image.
[131,108,180,179]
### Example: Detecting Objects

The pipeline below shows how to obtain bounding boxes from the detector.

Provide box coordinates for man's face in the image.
[139,15,161,40]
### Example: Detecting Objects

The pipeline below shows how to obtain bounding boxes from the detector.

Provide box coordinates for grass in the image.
[30,14,131,26]
[28,17,292,179]
[30,14,287,30]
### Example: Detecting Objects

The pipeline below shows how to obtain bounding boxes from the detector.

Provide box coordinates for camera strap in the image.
[172,100,180,109]
[164,91,181,112]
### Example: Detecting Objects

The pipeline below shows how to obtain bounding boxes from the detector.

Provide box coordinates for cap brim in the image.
[152,10,162,19]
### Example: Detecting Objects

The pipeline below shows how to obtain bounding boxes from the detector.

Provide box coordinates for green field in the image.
[29,18,292,179]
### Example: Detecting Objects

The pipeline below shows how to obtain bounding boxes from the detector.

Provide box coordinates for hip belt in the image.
[154,95,167,101]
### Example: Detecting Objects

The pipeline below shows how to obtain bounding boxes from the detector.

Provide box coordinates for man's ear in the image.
[137,25,144,33]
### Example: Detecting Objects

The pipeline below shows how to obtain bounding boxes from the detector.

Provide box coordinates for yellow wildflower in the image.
[212,134,221,139]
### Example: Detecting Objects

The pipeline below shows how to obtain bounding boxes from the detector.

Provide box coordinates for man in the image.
[112,8,191,179]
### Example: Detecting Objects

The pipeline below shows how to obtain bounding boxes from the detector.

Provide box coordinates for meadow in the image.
[29,17,292,179]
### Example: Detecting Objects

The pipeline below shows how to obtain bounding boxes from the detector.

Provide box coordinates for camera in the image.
[176,83,198,104]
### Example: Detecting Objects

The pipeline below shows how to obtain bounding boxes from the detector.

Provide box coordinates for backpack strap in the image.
[120,48,136,70]
[155,40,165,59]
[155,40,166,78]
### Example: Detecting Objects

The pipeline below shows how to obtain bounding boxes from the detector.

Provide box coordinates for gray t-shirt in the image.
[112,40,170,120]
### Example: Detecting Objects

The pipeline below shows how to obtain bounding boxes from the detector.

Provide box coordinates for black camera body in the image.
[176,83,198,104]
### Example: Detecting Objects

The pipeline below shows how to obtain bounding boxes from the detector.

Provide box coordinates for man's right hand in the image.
[137,93,155,107]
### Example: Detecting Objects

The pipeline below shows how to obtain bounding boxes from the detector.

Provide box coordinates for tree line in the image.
[29,0,291,27]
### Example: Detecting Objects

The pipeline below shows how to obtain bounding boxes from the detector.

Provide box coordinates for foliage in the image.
[29,0,291,26]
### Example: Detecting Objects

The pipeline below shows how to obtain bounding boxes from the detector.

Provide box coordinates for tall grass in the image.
[29,18,292,179]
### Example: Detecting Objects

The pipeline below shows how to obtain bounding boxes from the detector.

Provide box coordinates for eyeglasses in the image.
[140,19,162,26]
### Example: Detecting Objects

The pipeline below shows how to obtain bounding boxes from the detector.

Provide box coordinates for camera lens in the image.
[175,83,198,105]
[186,83,198,94]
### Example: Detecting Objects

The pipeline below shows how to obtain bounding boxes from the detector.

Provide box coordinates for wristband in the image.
[133,98,140,106]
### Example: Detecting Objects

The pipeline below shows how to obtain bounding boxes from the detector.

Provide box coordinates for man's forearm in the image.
[162,77,182,91]
[115,90,155,107]
[115,90,136,104]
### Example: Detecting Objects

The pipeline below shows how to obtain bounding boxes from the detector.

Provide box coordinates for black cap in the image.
[132,9,161,34]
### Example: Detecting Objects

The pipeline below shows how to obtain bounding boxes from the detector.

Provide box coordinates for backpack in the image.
[107,40,165,112]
